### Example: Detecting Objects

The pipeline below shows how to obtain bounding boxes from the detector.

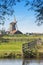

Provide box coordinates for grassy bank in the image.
[0,41,23,58]
[0,34,43,58]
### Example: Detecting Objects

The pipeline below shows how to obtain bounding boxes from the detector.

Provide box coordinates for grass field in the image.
[0,34,43,58]
[0,41,23,58]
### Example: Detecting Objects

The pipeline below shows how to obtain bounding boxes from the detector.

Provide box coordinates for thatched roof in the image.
[14,30,23,34]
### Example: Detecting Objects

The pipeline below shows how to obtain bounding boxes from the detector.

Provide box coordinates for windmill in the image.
[9,16,18,34]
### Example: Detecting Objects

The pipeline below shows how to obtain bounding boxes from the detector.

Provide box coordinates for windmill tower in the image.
[9,16,18,34]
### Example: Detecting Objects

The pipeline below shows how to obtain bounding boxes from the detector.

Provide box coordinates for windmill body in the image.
[9,18,17,34]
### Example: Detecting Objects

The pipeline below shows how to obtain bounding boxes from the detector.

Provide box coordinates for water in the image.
[0,59,43,65]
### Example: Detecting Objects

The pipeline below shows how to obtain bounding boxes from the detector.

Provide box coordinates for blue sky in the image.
[0,1,43,33]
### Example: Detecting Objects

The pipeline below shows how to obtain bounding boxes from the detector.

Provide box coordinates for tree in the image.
[25,0,43,25]
[0,0,43,25]
[0,0,21,24]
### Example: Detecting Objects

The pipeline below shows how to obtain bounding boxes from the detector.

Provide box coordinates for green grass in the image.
[0,41,23,58]
[1,34,43,52]
[0,41,22,52]
[0,34,43,58]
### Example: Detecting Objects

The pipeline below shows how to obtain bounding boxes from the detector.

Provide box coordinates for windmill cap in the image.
[10,22,17,25]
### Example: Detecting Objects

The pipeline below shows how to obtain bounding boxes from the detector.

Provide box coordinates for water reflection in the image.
[0,59,43,65]
[0,59,22,65]
[22,59,43,65]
